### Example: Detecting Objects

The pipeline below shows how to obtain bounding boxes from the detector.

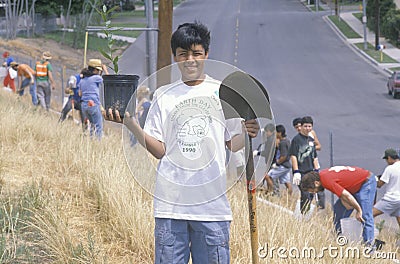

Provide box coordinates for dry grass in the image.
[0,90,398,263]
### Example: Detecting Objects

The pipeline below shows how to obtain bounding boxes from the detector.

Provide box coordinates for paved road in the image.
[122,0,399,174]
[119,0,399,224]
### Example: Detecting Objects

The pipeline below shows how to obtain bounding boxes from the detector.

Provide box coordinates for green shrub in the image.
[381,8,400,46]
[366,0,395,33]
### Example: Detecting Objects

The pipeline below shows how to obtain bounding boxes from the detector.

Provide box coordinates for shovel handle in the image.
[246,136,259,264]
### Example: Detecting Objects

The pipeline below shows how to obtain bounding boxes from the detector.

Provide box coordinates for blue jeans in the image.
[81,102,103,139]
[154,218,230,264]
[333,174,377,244]
[18,78,38,106]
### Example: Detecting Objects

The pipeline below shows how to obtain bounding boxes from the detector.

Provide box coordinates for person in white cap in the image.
[35,51,55,111]
[79,59,104,139]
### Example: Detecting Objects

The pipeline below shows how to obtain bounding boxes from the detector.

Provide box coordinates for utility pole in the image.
[335,0,338,16]
[362,0,368,50]
[157,0,173,87]
[145,0,157,77]
[375,0,380,49]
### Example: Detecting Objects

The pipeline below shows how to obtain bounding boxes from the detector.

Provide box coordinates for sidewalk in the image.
[305,2,400,74]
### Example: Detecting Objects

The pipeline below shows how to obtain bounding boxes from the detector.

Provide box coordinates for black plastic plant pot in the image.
[103,74,139,121]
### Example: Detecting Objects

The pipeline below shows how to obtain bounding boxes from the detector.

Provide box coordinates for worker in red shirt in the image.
[301,166,377,245]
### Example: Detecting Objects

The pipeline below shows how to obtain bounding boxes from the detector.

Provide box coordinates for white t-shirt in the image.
[381,161,400,201]
[144,75,242,221]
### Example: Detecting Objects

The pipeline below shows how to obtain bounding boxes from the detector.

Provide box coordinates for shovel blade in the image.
[219,71,272,121]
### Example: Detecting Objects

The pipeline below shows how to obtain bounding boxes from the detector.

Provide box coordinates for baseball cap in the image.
[42,51,52,60]
[10,62,18,67]
[2,51,9,58]
[382,148,399,159]
[88,59,103,71]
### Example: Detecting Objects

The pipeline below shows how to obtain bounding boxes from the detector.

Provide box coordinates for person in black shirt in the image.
[289,116,320,214]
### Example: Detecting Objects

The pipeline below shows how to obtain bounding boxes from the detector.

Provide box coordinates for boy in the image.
[125,22,259,263]
[301,166,376,245]
[264,124,292,196]
[289,116,320,213]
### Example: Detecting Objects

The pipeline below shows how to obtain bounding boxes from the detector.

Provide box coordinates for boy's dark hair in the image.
[300,171,320,191]
[171,22,210,56]
[276,124,286,137]
[301,116,314,125]
[264,123,275,133]
[292,117,302,127]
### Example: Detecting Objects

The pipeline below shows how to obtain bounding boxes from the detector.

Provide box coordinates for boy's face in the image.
[265,130,273,137]
[293,123,301,132]
[174,44,208,86]
[300,123,313,136]
[307,181,323,194]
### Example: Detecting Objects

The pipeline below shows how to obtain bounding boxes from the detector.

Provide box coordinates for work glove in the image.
[293,172,301,185]
[271,163,278,169]
[253,150,260,157]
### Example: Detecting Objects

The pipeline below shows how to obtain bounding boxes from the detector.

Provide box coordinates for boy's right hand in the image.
[103,107,122,123]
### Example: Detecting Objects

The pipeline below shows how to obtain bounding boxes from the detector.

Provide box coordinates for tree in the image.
[4,0,36,39]
[72,0,101,49]
[381,9,400,46]
[366,0,395,33]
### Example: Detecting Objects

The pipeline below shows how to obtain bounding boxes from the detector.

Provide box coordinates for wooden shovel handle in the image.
[246,137,259,264]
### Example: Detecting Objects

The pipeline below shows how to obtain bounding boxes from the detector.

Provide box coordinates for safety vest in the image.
[36,61,49,77]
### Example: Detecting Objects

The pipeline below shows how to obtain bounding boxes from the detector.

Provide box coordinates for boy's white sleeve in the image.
[143,96,164,142]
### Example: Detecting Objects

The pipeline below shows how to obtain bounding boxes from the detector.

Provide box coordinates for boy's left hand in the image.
[244,119,259,138]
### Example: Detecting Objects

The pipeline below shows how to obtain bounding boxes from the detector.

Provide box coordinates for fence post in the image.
[61,66,66,106]
[329,132,335,210]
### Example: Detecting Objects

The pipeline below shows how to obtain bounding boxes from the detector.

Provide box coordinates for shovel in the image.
[219,71,273,264]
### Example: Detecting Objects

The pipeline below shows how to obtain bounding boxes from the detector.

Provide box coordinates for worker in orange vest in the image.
[35,51,55,111]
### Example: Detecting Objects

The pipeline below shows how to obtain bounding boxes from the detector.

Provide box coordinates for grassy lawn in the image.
[390,67,400,71]
[120,0,185,16]
[353,12,362,22]
[310,5,325,11]
[355,42,399,63]
[118,10,158,18]
[328,15,361,38]
[109,22,147,38]
[43,32,128,51]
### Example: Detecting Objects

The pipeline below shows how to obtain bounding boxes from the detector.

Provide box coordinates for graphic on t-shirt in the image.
[165,96,223,170]
[176,107,210,160]
[298,144,313,163]
[328,166,356,173]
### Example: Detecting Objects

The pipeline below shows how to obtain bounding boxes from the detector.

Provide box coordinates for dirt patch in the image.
[0,37,103,70]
